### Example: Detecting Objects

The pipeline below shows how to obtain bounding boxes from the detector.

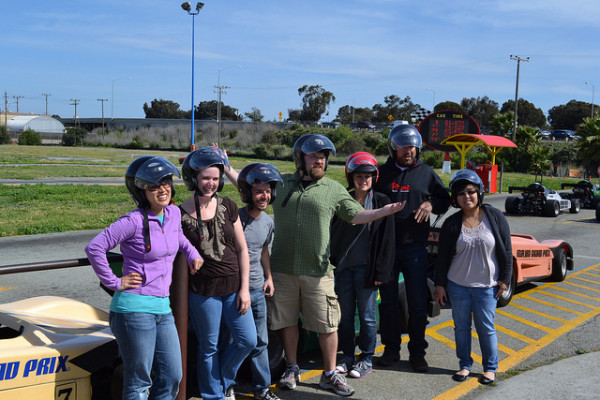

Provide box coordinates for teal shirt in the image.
[110,291,171,314]
[270,172,363,276]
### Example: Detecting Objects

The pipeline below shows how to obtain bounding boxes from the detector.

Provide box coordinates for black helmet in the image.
[387,124,423,162]
[126,157,180,208]
[345,152,379,188]
[237,163,283,204]
[449,169,484,207]
[292,134,336,172]
[182,147,230,193]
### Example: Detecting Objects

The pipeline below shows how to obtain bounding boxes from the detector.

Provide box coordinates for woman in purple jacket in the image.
[86,156,203,400]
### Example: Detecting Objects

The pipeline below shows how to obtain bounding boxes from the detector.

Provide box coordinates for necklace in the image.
[462,213,482,229]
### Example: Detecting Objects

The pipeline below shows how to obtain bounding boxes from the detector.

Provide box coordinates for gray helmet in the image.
[181,147,230,193]
[387,124,423,162]
[237,163,283,204]
[449,169,484,207]
[292,134,336,172]
[126,157,180,208]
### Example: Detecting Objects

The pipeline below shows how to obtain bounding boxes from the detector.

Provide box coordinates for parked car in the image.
[540,130,552,140]
[505,182,580,217]
[356,121,376,130]
[551,129,576,141]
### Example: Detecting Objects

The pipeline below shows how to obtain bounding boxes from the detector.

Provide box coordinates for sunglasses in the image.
[457,189,478,197]
[148,181,172,192]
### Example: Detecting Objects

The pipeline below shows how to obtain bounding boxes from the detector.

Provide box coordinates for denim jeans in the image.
[335,265,378,366]
[378,243,429,357]
[249,289,272,394]
[446,280,499,372]
[188,291,257,400]
[109,311,182,400]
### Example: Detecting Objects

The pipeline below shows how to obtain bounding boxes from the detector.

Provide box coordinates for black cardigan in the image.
[330,191,396,288]
[435,204,513,288]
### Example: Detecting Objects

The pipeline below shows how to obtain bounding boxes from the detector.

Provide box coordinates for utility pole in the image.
[3,91,7,126]
[214,84,229,148]
[12,95,24,113]
[97,98,108,139]
[510,55,529,142]
[41,93,51,115]
[70,99,80,128]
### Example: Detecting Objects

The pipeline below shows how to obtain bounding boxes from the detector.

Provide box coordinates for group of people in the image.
[86,123,512,400]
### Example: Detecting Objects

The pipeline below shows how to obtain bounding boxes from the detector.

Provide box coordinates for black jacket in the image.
[374,157,451,245]
[330,191,396,287]
[435,204,513,287]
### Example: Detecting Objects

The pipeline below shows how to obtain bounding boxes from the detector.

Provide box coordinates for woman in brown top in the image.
[180,147,256,400]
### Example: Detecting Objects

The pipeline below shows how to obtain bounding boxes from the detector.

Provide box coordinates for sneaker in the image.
[335,360,352,373]
[255,388,281,400]
[409,355,429,373]
[349,359,373,378]
[279,366,300,390]
[375,349,400,367]
[319,371,355,397]
[225,386,236,400]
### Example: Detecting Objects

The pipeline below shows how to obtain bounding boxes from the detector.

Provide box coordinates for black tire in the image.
[267,330,287,379]
[544,200,560,217]
[593,195,600,210]
[569,198,580,214]
[497,268,516,307]
[505,197,520,214]
[550,247,568,282]
[596,204,600,222]
[397,280,409,333]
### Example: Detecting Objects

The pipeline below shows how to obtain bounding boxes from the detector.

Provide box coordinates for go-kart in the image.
[505,182,580,217]
[559,180,600,209]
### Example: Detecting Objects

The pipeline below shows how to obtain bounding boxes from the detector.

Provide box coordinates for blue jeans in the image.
[109,311,182,400]
[188,291,257,400]
[335,265,378,366]
[378,244,429,357]
[249,289,272,394]
[447,280,499,372]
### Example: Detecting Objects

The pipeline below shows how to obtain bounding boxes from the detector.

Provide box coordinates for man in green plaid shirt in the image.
[268,134,405,397]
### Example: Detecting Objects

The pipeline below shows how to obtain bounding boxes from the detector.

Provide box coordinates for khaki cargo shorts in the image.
[268,271,340,333]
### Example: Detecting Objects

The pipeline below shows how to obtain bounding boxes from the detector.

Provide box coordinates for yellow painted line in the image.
[581,271,600,278]
[433,263,600,400]
[503,302,569,324]
[550,286,600,302]
[571,276,600,285]
[563,280,600,293]
[495,324,536,344]
[521,294,585,316]
[428,329,457,351]
[537,290,599,308]
[0,287,15,292]
[505,217,574,225]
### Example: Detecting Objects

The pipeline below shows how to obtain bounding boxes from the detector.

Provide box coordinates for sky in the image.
[1,0,599,122]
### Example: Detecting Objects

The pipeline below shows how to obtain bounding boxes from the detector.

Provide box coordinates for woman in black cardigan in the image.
[433,169,512,385]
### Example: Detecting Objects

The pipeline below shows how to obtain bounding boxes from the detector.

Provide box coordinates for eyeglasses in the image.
[457,189,478,197]
[148,181,172,192]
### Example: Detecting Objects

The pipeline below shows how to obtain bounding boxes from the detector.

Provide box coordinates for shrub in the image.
[18,129,42,145]
[0,126,10,144]
[63,127,87,146]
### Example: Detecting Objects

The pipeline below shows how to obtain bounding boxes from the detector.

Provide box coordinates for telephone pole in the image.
[12,95,24,113]
[70,99,80,128]
[97,98,108,138]
[41,93,51,115]
[510,55,529,142]
[3,91,8,126]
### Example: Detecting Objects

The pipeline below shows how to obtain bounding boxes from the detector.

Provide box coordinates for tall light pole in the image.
[215,64,241,148]
[182,2,204,152]
[111,77,131,120]
[510,55,529,141]
[426,88,436,112]
[586,81,595,118]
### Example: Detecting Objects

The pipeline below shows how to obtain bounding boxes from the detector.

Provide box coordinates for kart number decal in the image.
[55,382,76,400]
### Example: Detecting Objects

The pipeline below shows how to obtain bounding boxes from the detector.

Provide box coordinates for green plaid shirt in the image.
[270,172,363,276]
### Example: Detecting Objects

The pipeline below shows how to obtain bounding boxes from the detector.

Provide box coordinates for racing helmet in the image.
[387,124,423,162]
[181,147,230,193]
[449,169,484,207]
[126,156,180,208]
[292,134,336,172]
[237,163,284,204]
[345,151,379,188]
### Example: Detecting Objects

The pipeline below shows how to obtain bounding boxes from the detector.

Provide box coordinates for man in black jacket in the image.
[373,124,451,372]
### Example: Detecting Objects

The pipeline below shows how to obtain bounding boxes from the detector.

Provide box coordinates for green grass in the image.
[0,145,585,237]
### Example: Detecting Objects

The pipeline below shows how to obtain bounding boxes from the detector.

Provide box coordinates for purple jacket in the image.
[86,205,201,297]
